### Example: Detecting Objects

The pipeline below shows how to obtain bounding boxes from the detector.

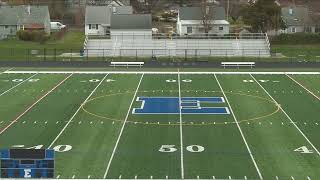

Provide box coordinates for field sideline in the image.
[0,70,320,179]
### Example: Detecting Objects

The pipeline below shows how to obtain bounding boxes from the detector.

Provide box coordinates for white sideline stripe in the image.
[48,74,109,148]
[214,74,263,180]
[250,74,320,156]
[286,74,320,101]
[103,74,144,179]
[177,70,184,179]
[0,73,37,97]
[4,70,320,75]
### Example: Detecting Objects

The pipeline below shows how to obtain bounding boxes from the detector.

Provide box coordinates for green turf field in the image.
[0,71,320,179]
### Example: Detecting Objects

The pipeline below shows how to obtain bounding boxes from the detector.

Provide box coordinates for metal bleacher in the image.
[84,33,271,58]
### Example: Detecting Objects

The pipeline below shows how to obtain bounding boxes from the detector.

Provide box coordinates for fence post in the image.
[43,48,46,61]
[185,49,187,61]
[54,49,56,61]
[136,49,138,61]
[70,49,73,61]
[86,49,89,61]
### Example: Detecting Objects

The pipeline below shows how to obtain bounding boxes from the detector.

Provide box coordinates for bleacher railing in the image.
[87,33,267,40]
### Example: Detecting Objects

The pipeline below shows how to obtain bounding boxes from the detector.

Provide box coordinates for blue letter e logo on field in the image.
[132,97,230,115]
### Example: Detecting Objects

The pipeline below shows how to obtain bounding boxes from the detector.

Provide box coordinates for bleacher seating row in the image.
[84,36,271,57]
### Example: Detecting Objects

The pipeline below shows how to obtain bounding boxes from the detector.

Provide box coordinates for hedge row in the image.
[16,30,50,43]
[271,33,320,44]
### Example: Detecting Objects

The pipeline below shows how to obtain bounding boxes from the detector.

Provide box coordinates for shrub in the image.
[16,30,49,43]
[271,33,320,44]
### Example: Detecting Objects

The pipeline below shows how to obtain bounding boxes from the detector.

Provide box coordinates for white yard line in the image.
[3,71,320,75]
[48,74,108,147]
[103,74,144,179]
[48,74,109,148]
[177,70,185,179]
[0,73,38,97]
[0,73,73,135]
[285,74,320,101]
[250,74,320,156]
[214,74,263,179]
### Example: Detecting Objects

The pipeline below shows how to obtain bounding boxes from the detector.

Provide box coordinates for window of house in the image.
[187,26,192,34]
[219,26,224,31]
[291,27,296,33]
[4,25,8,29]
[304,26,312,33]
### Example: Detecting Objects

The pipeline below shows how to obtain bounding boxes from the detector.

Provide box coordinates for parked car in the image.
[50,22,66,31]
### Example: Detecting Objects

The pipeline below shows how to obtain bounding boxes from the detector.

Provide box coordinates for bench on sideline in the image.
[221,62,255,68]
[110,62,144,68]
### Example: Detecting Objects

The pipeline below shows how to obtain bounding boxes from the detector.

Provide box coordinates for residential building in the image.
[280,6,316,34]
[110,14,152,39]
[85,5,133,35]
[0,5,51,39]
[176,6,230,35]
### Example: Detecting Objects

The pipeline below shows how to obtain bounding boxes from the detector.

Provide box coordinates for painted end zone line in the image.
[286,74,320,101]
[214,74,263,180]
[0,73,73,135]
[250,74,320,156]
[103,74,144,179]
[48,74,109,148]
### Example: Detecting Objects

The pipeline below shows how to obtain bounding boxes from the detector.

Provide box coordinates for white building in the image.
[176,6,230,35]
[85,5,133,35]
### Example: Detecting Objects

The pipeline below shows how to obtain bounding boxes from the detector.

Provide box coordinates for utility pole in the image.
[226,0,229,21]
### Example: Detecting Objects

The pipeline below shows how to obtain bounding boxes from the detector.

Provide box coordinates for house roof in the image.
[85,6,133,25]
[178,6,226,21]
[281,6,315,26]
[85,6,112,25]
[111,14,152,29]
[0,5,49,25]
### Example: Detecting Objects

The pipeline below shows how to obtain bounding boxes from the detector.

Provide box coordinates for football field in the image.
[0,70,320,179]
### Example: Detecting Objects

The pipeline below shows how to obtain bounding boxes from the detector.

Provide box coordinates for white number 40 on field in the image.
[159,145,204,153]
[12,145,72,152]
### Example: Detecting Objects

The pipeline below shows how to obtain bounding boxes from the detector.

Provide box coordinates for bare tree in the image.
[200,0,214,34]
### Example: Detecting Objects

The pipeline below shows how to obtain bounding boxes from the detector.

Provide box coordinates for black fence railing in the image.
[0,48,319,63]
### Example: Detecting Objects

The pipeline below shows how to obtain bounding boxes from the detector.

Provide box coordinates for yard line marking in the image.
[286,74,320,101]
[103,74,144,179]
[0,73,37,97]
[251,74,320,156]
[214,74,263,180]
[178,70,185,179]
[0,74,72,135]
[48,74,109,148]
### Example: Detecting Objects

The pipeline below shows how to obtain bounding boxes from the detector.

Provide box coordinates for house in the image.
[85,5,133,35]
[0,5,50,39]
[176,6,230,35]
[110,14,152,39]
[280,6,316,33]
